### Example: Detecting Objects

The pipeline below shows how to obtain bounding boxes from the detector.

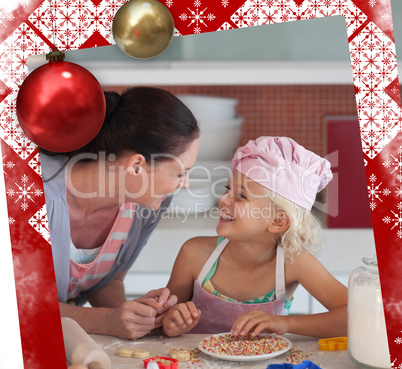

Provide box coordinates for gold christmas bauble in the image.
[112,0,174,59]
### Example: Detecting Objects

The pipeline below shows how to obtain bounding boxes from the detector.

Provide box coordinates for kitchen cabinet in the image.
[326,116,372,228]
[70,60,356,86]
[29,53,356,86]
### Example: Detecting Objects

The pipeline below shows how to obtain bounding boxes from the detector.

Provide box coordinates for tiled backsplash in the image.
[104,84,360,157]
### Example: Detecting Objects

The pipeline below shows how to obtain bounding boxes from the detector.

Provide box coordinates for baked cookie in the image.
[131,349,151,359]
[116,347,150,359]
[116,348,133,358]
[169,347,191,361]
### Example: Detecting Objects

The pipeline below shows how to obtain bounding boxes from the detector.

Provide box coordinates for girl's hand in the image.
[231,311,288,337]
[163,302,201,337]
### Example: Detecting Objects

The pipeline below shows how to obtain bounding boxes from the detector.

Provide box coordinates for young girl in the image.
[162,136,348,338]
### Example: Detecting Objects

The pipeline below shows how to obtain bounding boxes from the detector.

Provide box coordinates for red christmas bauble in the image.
[16,55,106,153]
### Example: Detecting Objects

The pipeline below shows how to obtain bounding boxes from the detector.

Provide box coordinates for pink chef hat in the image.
[231,136,333,210]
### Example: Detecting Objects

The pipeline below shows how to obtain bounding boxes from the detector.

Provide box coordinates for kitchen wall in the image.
[104,84,358,158]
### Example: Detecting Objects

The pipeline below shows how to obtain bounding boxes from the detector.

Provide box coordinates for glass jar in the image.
[348,256,391,369]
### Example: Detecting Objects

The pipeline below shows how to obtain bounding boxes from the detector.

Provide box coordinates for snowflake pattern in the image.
[389,146,402,182]
[381,146,402,240]
[179,2,216,34]
[382,202,402,239]
[383,12,392,22]
[28,152,42,176]
[350,22,400,158]
[6,174,43,211]
[367,173,390,210]
[28,205,50,243]
[219,21,234,30]
[2,154,15,175]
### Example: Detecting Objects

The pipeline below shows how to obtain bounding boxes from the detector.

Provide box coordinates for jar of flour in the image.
[347,256,391,368]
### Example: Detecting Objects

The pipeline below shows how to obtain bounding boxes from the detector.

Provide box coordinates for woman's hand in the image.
[103,288,177,339]
[142,287,178,328]
[105,298,160,340]
[163,302,201,337]
[231,311,288,337]
[60,288,178,340]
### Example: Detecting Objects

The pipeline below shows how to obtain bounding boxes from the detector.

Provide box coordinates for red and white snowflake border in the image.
[6,173,43,212]
[28,205,50,243]
[2,154,15,175]
[381,146,402,239]
[368,173,391,211]
[179,1,216,34]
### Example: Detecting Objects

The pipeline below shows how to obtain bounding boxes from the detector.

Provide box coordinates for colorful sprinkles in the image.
[285,347,310,364]
[189,348,201,362]
[199,334,290,357]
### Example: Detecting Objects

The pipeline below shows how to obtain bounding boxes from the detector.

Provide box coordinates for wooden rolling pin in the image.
[61,317,111,369]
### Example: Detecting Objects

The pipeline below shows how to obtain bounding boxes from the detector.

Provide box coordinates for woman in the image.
[40,86,199,339]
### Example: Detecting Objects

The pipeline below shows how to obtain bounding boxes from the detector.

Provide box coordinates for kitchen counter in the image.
[90,333,360,369]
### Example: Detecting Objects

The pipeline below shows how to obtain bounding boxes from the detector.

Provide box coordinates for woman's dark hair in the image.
[41,86,199,162]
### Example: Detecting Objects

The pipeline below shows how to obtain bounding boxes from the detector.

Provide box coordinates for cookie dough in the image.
[116,348,133,358]
[169,347,191,361]
[131,349,151,359]
[116,348,150,359]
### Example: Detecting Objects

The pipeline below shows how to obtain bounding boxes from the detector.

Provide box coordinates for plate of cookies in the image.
[198,333,292,362]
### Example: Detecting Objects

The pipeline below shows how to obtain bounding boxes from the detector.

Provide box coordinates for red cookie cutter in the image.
[143,356,179,369]
[318,337,347,351]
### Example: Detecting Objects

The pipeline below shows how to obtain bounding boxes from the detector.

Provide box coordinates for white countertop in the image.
[90,333,359,369]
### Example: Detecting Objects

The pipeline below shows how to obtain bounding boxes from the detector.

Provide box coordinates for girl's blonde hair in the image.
[265,188,323,259]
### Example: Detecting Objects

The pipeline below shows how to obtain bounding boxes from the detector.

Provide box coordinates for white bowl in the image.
[189,160,232,181]
[168,179,227,214]
[178,94,238,121]
[197,116,243,128]
[198,120,242,161]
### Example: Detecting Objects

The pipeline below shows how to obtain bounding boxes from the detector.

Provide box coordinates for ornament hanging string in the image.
[48,0,56,50]
[45,0,64,62]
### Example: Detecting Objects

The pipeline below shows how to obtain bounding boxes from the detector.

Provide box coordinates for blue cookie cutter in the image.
[267,360,322,369]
